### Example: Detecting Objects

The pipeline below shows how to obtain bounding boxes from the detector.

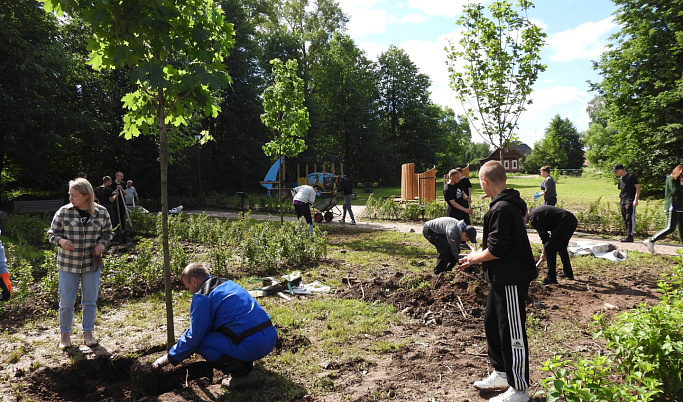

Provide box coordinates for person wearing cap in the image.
[458,161,536,402]
[292,184,322,237]
[526,205,577,284]
[613,164,640,242]
[423,217,476,275]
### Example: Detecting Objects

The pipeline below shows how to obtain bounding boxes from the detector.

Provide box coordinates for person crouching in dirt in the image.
[458,161,536,402]
[152,263,277,389]
[526,205,578,285]
[423,217,477,275]
[292,184,322,237]
[0,230,12,302]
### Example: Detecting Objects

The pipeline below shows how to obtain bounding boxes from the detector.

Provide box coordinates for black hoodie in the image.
[482,188,537,285]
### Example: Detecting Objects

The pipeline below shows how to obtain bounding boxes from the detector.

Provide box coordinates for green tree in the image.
[312,33,382,182]
[591,0,683,192]
[446,0,546,158]
[434,109,472,174]
[261,58,310,222]
[547,115,584,169]
[41,0,235,348]
[583,122,617,168]
[522,134,567,173]
[377,46,437,174]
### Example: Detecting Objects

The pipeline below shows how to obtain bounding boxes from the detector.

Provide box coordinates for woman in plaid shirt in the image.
[48,178,113,349]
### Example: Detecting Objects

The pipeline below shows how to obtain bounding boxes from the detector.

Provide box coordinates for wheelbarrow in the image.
[312,196,341,223]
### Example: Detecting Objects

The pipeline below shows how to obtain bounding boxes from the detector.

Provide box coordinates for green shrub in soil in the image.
[541,252,683,401]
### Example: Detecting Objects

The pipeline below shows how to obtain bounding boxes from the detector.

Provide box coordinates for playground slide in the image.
[261,157,283,196]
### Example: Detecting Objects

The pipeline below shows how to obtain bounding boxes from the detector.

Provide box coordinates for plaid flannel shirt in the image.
[48,204,113,274]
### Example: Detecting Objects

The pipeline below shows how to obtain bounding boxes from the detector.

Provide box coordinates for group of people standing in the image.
[93,172,139,241]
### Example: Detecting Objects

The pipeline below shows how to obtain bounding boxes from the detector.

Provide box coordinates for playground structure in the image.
[401,163,436,204]
[260,156,344,197]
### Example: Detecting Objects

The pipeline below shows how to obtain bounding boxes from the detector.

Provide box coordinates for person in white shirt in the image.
[124,180,139,207]
[292,185,322,236]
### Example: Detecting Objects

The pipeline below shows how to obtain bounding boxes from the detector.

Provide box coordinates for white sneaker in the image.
[473,370,509,390]
[350,220,356,225]
[489,387,529,402]
[644,239,655,253]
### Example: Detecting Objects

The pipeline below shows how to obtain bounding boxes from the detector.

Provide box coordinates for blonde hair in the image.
[479,161,507,184]
[69,178,96,215]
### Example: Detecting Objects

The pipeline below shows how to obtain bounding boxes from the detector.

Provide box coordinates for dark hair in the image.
[181,262,210,283]
[102,176,112,184]
[540,166,550,173]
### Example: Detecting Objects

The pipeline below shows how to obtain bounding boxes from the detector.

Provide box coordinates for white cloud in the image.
[546,17,617,62]
[356,40,387,61]
[405,0,470,17]
[346,8,390,37]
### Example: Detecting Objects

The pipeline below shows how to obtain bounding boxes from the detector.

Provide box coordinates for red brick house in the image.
[479,144,532,173]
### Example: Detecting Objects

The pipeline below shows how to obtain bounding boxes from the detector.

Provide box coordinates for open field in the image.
[0,222,678,401]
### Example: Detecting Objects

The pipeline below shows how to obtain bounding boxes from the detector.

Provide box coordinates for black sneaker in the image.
[557,272,575,280]
[543,277,558,285]
[619,237,634,243]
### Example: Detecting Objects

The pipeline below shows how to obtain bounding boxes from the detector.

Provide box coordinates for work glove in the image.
[0,273,11,302]
[152,354,170,370]
[533,192,541,200]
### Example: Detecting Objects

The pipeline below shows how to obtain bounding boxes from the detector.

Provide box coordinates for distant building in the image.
[479,144,532,173]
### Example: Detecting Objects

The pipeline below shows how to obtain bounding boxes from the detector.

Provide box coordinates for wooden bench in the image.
[12,199,65,215]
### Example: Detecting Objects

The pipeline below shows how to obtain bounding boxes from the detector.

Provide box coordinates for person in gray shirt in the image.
[423,217,476,274]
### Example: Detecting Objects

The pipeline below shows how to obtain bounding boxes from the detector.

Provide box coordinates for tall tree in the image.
[446,0,546,159]
[377,46,437,174]
[434,108,472,174]
[313,33,381,181]
[41,0,235,348]
[591,0,683,192]
[522,115,582,171]
[261,58,310,222]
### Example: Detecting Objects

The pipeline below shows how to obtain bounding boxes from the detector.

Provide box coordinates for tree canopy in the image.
[590,0,683,192]
[446,0,546,156]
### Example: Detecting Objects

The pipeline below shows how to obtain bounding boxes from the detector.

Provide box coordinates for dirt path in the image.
[186,206,682,257]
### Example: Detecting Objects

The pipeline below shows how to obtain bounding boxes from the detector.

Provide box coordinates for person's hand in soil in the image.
[152,354,170,370]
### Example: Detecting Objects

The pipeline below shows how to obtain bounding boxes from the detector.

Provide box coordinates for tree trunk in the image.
[158,90,175,349]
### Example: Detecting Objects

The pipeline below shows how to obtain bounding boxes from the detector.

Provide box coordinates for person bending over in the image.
[152,263,278,389]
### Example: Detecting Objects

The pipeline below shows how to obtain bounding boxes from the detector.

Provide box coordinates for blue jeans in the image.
[59,269,101,333]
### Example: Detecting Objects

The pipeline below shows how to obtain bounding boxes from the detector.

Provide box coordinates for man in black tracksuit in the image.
[459,161,536,402]
[527,205,577,284]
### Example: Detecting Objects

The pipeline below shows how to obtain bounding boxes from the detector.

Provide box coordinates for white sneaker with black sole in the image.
[473,370,509,390]
[489,386,529,402]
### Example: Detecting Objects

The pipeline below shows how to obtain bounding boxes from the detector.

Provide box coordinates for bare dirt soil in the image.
[0,232,667,402]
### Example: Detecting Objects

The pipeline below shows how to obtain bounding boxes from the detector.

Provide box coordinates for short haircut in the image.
[479,160,507,184]
[77,172,88,179]
[181,262,210,283]
[448,169,459,177]
[540,166,550,173]
[102,175,112,184]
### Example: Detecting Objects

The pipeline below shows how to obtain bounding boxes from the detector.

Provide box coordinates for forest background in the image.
[1,0,682,204]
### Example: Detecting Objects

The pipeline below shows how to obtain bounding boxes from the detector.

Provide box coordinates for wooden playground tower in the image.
[401,163,436,203]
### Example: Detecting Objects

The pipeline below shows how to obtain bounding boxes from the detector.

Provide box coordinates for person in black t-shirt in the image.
[443,169,472,221]
[613,164,640,242]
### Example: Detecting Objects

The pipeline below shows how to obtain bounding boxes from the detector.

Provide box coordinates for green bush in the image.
[3,214,50,247]
[541,252,683,401]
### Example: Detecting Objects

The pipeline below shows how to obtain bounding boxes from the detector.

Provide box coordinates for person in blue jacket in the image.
[0,230,12,302]
[152,263,278,389]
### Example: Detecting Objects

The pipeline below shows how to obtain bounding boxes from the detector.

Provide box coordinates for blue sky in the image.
[336,0,620,147]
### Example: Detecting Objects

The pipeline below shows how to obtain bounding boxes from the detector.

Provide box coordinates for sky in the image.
[335,0,620,147]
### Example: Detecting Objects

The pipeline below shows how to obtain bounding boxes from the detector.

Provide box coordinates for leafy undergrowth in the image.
[0,224,678,401]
